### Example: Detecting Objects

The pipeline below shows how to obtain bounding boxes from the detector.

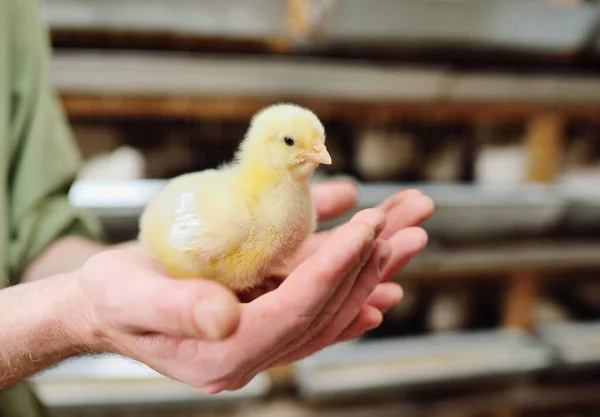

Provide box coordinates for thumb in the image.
[116,274,241,341]
[312,180,357,220]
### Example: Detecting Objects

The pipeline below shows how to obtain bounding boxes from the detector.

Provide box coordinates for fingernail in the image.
[193,299,231,340]
[366,308,383,330]
[378,242,392,273]
[416,194,435,213]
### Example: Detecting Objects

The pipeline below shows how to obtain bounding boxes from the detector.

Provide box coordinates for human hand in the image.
[73,201,423,393]
[307,180,434,282]
[242,180,434,313]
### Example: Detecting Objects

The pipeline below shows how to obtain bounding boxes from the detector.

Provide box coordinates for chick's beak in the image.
[304,144,332,165]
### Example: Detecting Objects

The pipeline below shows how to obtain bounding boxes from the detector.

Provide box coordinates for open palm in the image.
[79,180,434,394]
[240,180,434,300]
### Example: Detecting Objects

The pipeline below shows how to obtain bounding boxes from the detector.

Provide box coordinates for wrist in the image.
[57,270,105,354]
[0,272,101,387]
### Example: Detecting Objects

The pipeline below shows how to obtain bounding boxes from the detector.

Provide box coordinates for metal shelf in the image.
[31,353,271,409]
[44,0,600,53]
[52,52,444,102]
[313,0,599,52]
[43,0,285,37]
[68,179,600,274]
[52,51,600,104]
[537,320,600,366]
[293,329,552,401]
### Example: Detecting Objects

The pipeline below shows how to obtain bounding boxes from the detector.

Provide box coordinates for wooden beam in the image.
[267,365,295,393]
[59,95,600,122]
[502,271,538,331]
[286,0,312,42]
[525,113,564,182]
[511,113,565,331]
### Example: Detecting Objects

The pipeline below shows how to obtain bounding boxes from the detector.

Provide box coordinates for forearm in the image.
[0,272,94,389]
[20,236,142,283]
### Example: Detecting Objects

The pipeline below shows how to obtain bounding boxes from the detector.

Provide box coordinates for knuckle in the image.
[288,312,314,334]
[403,188,424,199]
[197,372,247,394]
[197,381,227,394]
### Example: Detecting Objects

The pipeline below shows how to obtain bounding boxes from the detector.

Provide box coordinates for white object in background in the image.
[78,146,146,181]
[422,140,465,181]
[536,321,600,365]
[475,144,527,185]
[559,168,600,188]
[354,129,415,181]
[31,353,270,408]
[532,297,570,325]
[427,289,470,333]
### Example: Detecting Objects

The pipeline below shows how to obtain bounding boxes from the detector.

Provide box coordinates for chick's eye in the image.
[284,137,295,146]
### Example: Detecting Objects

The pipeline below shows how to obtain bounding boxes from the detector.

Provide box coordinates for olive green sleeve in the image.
[7,0,103,283]
[0,381,50,417]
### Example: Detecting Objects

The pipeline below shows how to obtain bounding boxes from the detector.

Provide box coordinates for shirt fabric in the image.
[0,0,102,415]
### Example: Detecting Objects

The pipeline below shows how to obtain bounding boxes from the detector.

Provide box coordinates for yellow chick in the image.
[138,103,332,291]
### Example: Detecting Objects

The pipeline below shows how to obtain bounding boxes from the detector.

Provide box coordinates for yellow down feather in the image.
[138,103,332,291]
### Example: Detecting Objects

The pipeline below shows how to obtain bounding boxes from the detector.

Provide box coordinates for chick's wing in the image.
[140,170,252,261]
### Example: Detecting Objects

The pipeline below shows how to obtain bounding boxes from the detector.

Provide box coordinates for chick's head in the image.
[238,104,332,177]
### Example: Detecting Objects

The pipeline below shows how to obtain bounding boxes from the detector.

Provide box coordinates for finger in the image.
[275,210,386,341]
[380,227,428,282]
[250,228,421,372]
[286,211,387,336]
[228,305,383,391]
[365,282,404,312]
[335,305,383,343]
[380,194,434,240]
[270,239,390,367]
[231,211,386,386]
[226,232,369,388]
[283,210,386,338]
[229,258,366,390]
[284,206,388,272]
[234,219,375,369]
[233,261,365,389]
[278,193,396,276]
[116,274,241,341]
[256,209,384,320]
[307,188,432,252]
[378,188,423,213]
[312,180,358,220]
[350,208,387,236]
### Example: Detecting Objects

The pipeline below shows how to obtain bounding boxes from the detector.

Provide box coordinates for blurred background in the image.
[33,0,600,416]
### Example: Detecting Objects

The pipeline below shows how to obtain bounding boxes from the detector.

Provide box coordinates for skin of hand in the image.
[74,184,433,393]
[4,181,432,393]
